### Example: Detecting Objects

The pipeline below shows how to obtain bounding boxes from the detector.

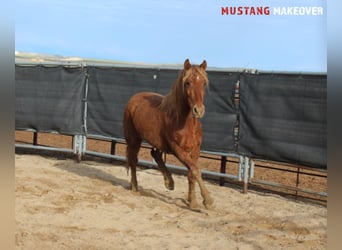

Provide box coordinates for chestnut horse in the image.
[123,59,214,209]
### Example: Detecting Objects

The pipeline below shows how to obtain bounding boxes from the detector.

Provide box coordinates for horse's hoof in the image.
[203,198,214,210]
[130,184,138,192]
[189,201,199,210]
[165,180,174,191]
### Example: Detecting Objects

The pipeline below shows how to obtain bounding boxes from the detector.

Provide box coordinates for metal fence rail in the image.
[15,130,327,200]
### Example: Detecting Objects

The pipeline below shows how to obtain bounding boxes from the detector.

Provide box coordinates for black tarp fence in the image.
[238,73,327,169]
[15,65,86,135]
[202,71,238,152]
[15,64,327,169]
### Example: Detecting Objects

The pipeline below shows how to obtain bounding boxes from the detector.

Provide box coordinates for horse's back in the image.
[125,92,163,117]
[129,92,163,107]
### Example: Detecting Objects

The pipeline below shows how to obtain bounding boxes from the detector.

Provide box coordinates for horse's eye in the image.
[185,82,190,88]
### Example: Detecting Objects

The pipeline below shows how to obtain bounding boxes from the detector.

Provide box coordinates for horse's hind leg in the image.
[151,148,174,190]
[126,143,141,192]
[124,109,142,192]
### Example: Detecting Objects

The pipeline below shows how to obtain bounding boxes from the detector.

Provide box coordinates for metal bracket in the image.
[238,155,254,193]
[73,134,86,162]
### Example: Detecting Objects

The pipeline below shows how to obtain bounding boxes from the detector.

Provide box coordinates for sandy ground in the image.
[15,154,327,250]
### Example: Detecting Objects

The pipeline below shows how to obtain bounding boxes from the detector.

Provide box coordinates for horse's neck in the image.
[175,107,199,129]
[161,77,187,119]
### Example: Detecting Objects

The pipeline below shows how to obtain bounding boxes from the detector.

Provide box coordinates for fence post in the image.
[33,132,38,145]
[238,155,244,182]
[238,155,253,194]
[73,134,86,163]
[250,159,254,179]
[219,156,227,186]
[110,140,117,163]
[243,156,250,193]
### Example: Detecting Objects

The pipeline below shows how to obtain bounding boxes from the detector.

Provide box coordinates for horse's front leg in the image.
[191,167,214,209]
[187,170,199,209]
[174,146,214,209]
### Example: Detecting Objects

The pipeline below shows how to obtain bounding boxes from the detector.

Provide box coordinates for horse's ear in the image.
[200,60,207,70]
[184,59,191,70]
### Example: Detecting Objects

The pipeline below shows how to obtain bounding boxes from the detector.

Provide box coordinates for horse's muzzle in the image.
[192,105,205,118]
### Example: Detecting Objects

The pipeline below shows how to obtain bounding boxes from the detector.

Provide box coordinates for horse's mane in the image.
[160,66,208,121]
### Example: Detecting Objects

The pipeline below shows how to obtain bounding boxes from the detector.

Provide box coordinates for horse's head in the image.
[182,59,208,118]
